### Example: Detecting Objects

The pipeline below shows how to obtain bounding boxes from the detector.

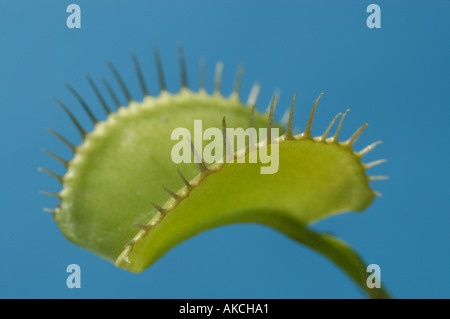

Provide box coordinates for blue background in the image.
[0,0,449,298]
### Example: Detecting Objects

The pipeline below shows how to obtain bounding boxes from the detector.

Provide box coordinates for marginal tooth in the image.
[41,148,68,167]
[320,113,342,141]
[46,128,76,152]
[38,167,63,183]
[188,137,209,174]
[213,61,223,95]
[267,95,276,142]
[373,190,383,197]
[303,93,324,139]
[222,117,232,162]
[162,185,180,200]
[151,202,166,215]
[107,61,132,102]
[265,89,280,114]
[53,98,86,138]
[177,44,188,89]
[246,83,260,107]
[369,176,389,181]
[40,190,61,199]
[222,116,227,158]
[346,123,368,148]
[130,52,149,97]
[231,64,244,98]
[43,208,56,214]
[358,141,382,157]
[85,74,112,115]
[177,168,193,190]
[284,93,297,140]
[364,159,387,170]
[64,82,98,124]
[101,77,121,109]
[135,224,151,231]
[331,108,349,142]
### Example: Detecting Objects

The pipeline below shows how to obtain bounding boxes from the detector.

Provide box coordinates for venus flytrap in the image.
[40,46,390,298]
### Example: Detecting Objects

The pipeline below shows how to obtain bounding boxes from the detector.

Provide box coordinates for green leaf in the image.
[42,55,389,298]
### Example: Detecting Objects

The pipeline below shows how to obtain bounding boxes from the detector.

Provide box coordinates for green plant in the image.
[40,46,389,298]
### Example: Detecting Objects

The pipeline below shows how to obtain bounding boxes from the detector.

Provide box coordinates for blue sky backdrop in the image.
[0,0,449,298]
